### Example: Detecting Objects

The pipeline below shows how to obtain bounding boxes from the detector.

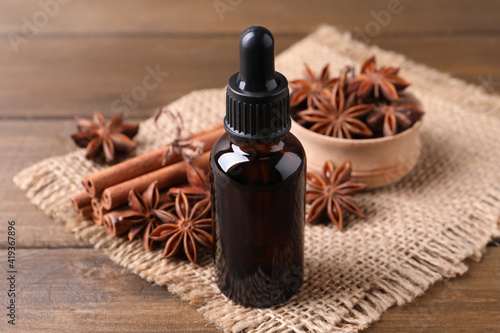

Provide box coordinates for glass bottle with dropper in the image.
[210,26,306,308]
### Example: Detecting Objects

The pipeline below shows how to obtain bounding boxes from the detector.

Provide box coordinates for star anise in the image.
[71,111,139,164]
[347,56,409,102]
[296,80,374,139]
[149,192,212,264]
[154,107,204,165]
[290,64,338,107]
[306,160,367,230]
[366,102,424,136]
[168,163,210,201]
[119,181,171,251]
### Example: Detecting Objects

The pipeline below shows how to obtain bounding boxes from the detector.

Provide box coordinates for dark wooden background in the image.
[1,1,499,332]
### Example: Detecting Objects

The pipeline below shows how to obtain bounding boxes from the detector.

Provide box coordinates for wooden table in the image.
[1,1,499,332]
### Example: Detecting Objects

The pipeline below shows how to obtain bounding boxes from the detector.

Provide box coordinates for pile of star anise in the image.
[291,56,424,138]
[122,164,212,264]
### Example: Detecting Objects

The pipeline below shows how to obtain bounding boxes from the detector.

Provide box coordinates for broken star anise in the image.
[71,111,139,164]
[296,79,374,139]
[290,64,338,107]
[149,192,212,264]
[366,102,424,137]
[153,107,204,165]
[167,163,210,201]
[347,56,409,102]
[306,160,367,230]
[120,181,171,251]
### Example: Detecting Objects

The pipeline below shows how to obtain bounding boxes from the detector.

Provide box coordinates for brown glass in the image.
[209,132,306,307]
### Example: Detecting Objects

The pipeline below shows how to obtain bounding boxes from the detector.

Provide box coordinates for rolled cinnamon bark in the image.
[91,198,108,226]
[82,123,224,197]
[92,208,101,225]
[101,152,210,210]
[102,209,135,236]
[71,191,92,210]
[78,205,92,217]
[102,191,172,236]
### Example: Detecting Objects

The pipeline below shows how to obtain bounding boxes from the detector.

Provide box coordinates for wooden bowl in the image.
[291,119,423,188]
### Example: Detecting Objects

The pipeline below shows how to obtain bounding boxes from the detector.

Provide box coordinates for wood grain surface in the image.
[0,1,499,332]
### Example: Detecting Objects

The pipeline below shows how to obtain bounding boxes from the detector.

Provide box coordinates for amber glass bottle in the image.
[210,26,306,307]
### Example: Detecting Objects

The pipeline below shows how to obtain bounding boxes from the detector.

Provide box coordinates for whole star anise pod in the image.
[296,81,374,139]
[347,56,409,102]
[168,163,210,201]
[366,102,424,136]
[290,64,338,107]
[149,192,212,264]
[306,160,367,230]
[71,112,139,164]
[120,181,171,251]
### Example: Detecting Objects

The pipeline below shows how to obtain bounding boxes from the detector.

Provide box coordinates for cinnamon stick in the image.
[71,191,92,210]
[92,191,172,225]
[91,198,108,226]
[92,208,100,225]
[82,123,224,197]
[101,152,210,210]
[78,205,92,217]
[102,191,173,236]
[102,208,135,236]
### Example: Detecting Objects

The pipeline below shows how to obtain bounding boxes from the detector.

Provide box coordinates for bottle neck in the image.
[227,131,288,154]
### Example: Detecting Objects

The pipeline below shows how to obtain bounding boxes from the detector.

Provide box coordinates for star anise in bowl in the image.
[295,75,374,139]
[290,56,423,139]
[71,111,139,164]
[347,56,409,103]
[290,57,425,188]
[366,101,424,137]
[290,63,338,108]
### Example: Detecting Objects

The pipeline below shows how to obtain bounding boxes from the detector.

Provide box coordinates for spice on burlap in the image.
[13,25,500,333]
[306,160,367,229]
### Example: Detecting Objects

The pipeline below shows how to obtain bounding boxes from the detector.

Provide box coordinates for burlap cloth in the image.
[14,26,500,332]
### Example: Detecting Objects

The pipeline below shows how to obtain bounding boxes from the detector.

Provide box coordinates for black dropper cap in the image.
[225,26,290,141]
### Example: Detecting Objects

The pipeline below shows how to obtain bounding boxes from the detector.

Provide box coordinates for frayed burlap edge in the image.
[14,25,500,333]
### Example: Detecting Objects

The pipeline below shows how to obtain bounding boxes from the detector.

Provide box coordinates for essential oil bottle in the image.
[210,26,306,308]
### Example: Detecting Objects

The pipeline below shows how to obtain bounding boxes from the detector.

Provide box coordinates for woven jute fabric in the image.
[14,26,500,332]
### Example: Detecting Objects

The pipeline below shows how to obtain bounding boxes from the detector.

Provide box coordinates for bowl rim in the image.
[291,118,423,145]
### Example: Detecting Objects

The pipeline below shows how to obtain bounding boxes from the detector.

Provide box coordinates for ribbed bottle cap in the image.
[225,26,291,141]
